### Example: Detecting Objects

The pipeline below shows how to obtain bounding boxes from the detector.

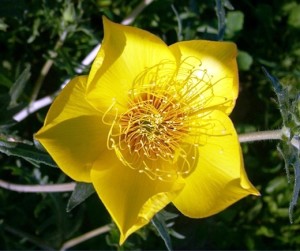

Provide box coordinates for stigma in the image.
[119,93,188,161]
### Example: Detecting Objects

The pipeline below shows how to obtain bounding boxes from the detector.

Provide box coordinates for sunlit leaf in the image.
[151,211,173,251]
[0,136,56,167]
[226,11,244,38]
[237,51,253,71]
[9,64,31,108]
[66,182,95,212]
[287,4,300,28]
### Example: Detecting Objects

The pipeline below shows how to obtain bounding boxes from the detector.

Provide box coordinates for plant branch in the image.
[0,179,75,193]
[60,224,111,251]
[239,129,283,143]
[29,30,68,104]
[121,0,154,25]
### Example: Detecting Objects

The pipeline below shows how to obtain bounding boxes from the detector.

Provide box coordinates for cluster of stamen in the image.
[119,93,188,162]
[102,59,233,181]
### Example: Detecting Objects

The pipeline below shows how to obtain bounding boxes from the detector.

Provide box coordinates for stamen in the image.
[101,58,231,181]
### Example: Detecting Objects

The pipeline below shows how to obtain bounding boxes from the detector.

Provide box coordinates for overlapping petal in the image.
[172,110,259,217]
[34,17,259,245]
[90,150,184,244]
[86,17,176,113]
[35,76,108,182]
[169,40,238,115]
[43,76,99,124]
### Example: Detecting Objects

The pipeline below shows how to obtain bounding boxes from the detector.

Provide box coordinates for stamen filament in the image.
[101,59,231,181]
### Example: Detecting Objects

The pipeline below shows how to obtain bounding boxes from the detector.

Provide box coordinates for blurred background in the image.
[1,0,300,249]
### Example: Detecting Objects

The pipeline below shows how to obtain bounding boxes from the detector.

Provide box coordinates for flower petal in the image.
[172,110,259,218]
[43,76,100,124]
[90,150,184,244]
[86,17,176,113]
[35,76,108,182]
[169,40,238,114]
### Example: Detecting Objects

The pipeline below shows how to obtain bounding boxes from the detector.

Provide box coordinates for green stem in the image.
[238,129,283,143]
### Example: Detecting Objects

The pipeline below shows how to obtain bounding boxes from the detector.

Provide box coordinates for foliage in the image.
[1,0,300,250]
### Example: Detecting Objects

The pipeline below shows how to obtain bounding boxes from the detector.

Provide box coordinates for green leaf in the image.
[27,19,41,43]
[66,182,95,212]
[9,64,31,108]
[62,2,76,23]
[0,94,23,128]
[0,136,57,167]
[158,210,179,221]
[287,5,300,28]
[0,18,8,32]
[151,212,173,251]
[226,11,244,38]
[237,51,253,71]
[223,0,234,10]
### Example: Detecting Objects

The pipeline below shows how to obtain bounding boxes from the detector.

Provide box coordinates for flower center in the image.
[101,59,231,181]
[119,93,188,161]
[103,91,196,181]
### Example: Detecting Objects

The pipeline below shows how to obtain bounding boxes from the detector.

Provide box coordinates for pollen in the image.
[119,93,188,161]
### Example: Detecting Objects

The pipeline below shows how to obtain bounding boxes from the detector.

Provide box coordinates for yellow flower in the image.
[35,17,259,244]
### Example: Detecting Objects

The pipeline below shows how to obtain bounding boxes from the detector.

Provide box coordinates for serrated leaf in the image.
[0,137,57,167]
[262,67,289,124]
[262,67,283,94]
[264,68,300,223]
[288,148,300,223]
[151,212,173,251]
[215,0,226,41]
[66,182,95,212]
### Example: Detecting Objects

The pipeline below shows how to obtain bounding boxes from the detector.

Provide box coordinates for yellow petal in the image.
[43,76,100,124]
[86,17,176,113]
[169,40,238,115]
[90,150,184,244]
[35,76,108,182]
[172,110,259,218]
